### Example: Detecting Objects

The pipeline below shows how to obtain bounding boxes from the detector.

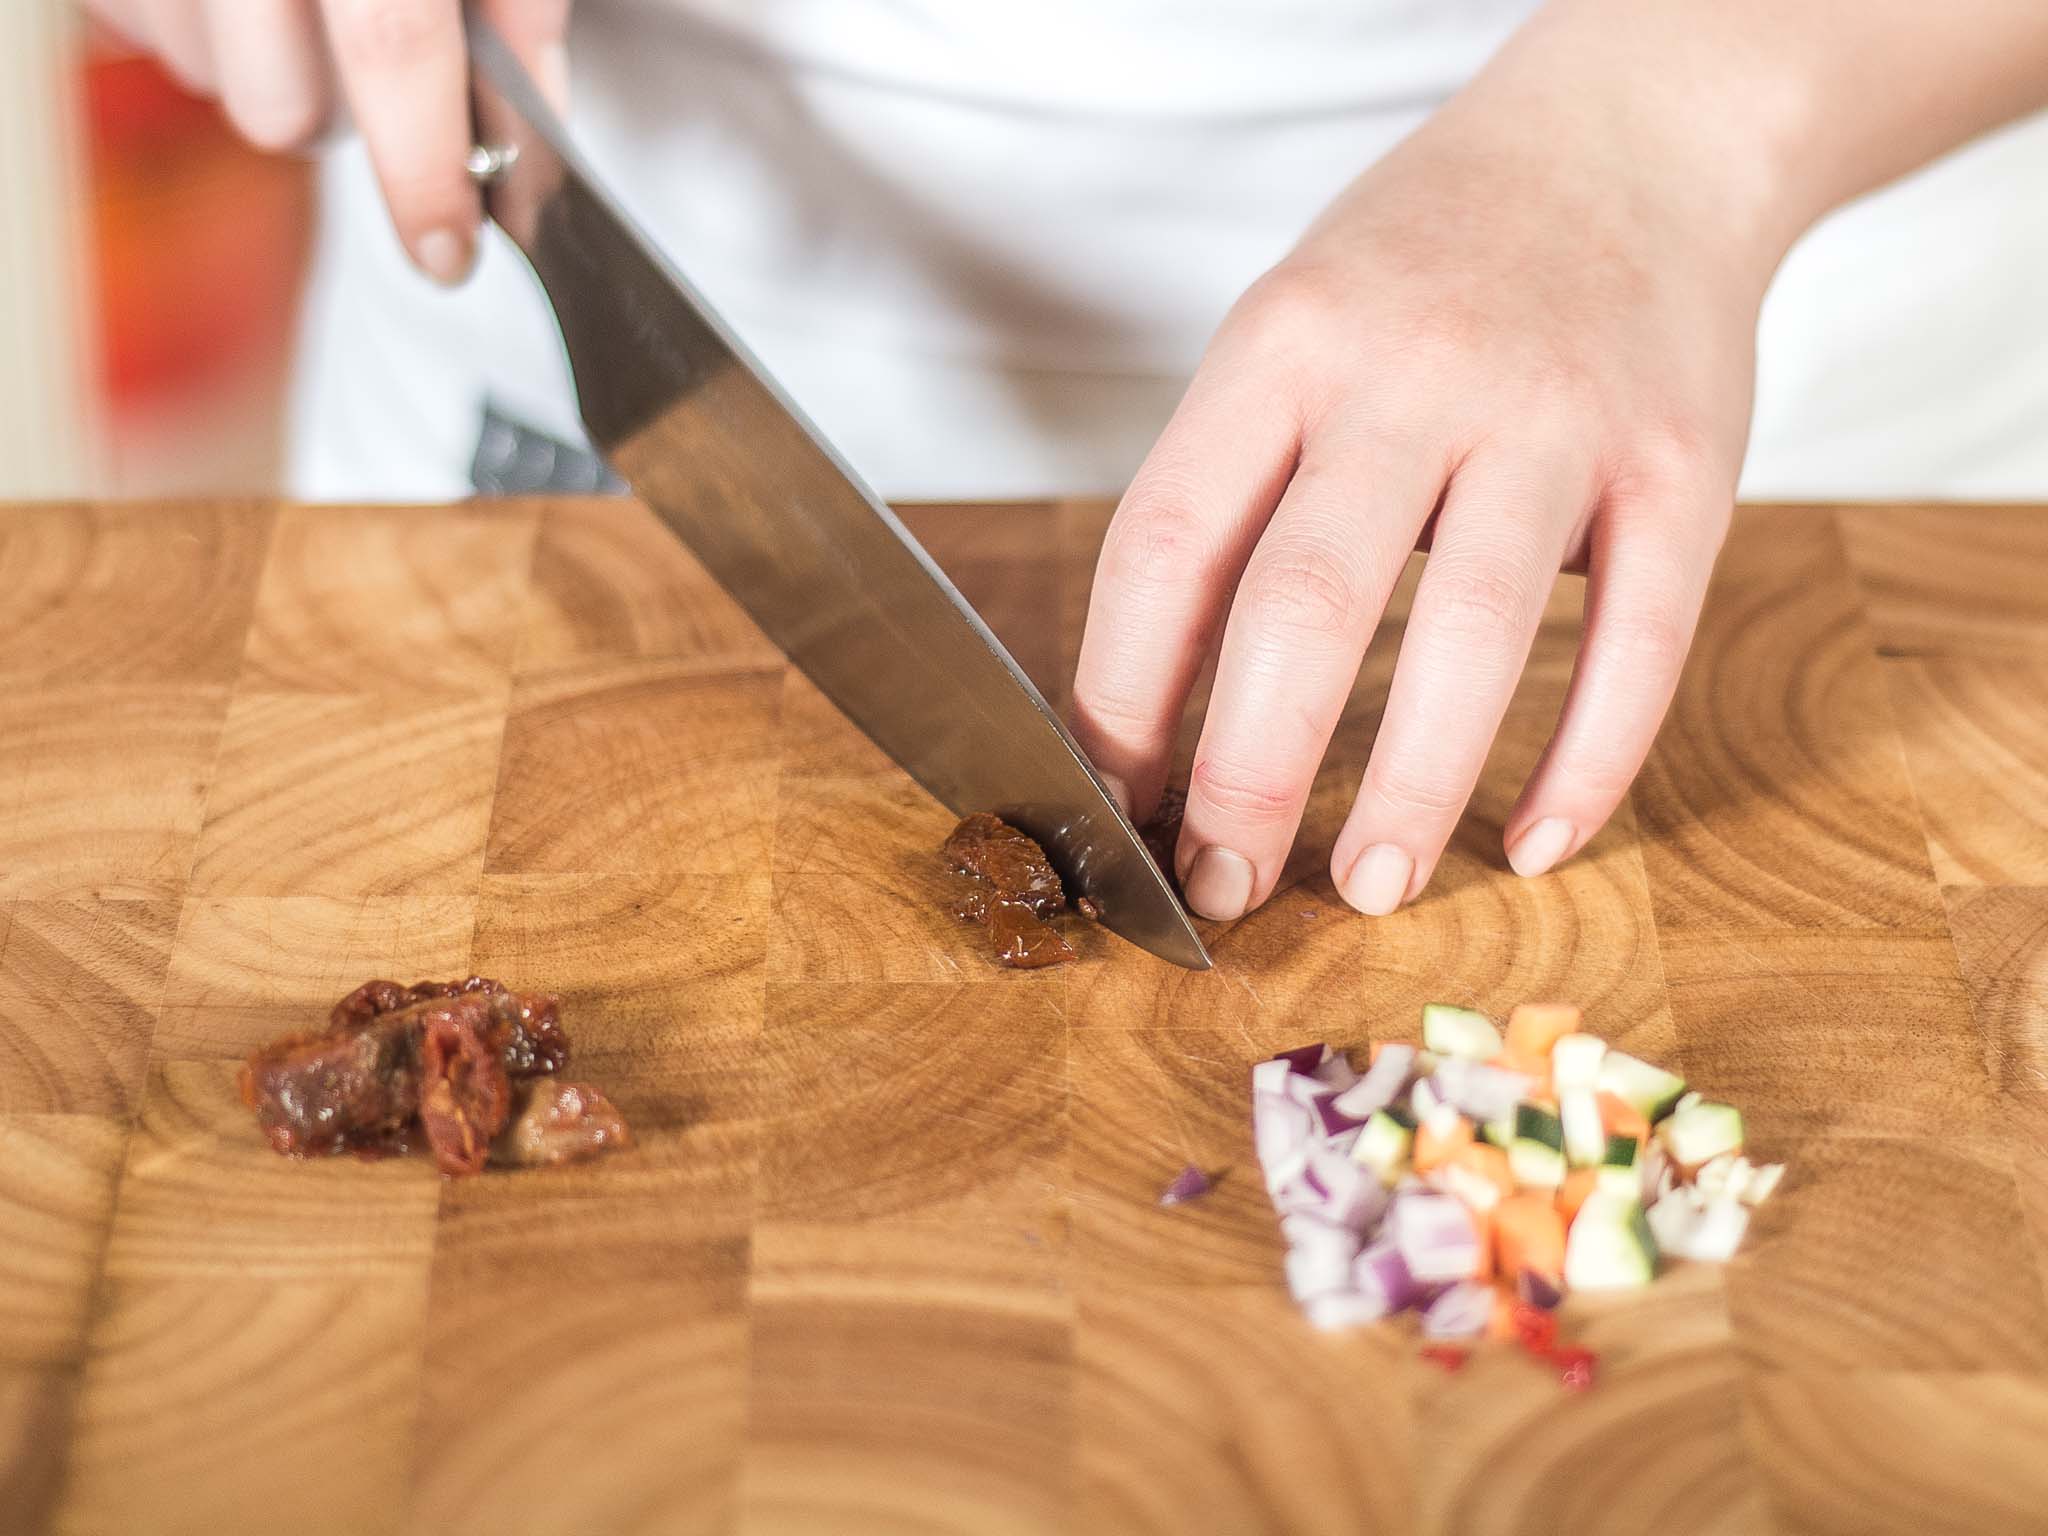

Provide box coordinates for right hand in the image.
[87,0,571,283]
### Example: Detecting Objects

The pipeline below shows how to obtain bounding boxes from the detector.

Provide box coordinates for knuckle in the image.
[1594,607,1691,675]
[1365,755,1470,818]
[226,85,327,151]
[1565,752,1641,807]
[1189,754,1302,825]
[336,0,445,67]
[1421,561,1535,641]
[1233,263,1346,362]
[1612,424,1727,512]
[1096,492,1215,596]
[1240,539,1363,642]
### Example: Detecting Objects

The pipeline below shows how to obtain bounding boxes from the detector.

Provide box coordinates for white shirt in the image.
[290,0,2048,501]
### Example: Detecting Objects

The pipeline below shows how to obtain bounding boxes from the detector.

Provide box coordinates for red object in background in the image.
[85,46,314,410]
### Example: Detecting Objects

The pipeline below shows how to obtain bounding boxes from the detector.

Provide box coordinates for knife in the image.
[465,16,1210,970]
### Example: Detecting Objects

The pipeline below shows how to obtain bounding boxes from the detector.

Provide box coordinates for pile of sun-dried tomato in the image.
[238,977,630,1176]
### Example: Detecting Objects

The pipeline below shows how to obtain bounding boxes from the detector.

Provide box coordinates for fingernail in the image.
[1185,846,1254,921]
[535,42,571,112]
[1098,772,1132,819]
[1343,843,1413,917]
[415,228,474,286]
[1508,817,1575,878]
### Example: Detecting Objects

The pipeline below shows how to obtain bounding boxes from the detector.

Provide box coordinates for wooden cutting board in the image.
[1,497,2044,1535]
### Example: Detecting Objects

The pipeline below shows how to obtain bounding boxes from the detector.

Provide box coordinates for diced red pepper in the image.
[1511,1301,1559,1356]
[1550,1345,1598,1392]
[1418,1344,1470,1374]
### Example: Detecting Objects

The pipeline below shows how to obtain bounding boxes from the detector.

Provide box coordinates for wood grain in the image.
[0,496,2043,1533]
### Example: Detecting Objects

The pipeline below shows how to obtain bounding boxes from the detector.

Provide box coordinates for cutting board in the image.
[1,497,2044,1535]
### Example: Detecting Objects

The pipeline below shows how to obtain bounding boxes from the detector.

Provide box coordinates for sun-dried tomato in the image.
[416,995,514,1176]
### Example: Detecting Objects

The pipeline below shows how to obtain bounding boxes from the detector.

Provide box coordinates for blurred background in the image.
[6,2,2046,507]
[3,4,311,500]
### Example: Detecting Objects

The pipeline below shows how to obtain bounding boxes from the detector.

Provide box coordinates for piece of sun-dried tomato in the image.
[416,995,515,1177]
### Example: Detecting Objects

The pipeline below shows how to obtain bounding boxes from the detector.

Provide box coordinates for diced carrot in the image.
[1469,1204,1497,1282]
[1596,1091,1649,1146]
[1413,1115,1474,1173]
[1446,1141,1515,1204]
[1493,1192,1567,1284]
[1370,1038,1418,1065]
[1555,1167,1600,1226]
[1506,1003,1582,1059]
[1485,1284,1519,1341]
[1491,1048,1553,1096]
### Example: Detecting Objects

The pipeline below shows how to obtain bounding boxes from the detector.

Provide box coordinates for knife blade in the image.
[465,17,1210,970]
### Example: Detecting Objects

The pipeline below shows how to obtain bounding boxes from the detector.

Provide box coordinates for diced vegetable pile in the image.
[1252,1003,1782,1375]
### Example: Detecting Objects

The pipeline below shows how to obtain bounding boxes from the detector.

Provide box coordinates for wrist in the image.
[1437,1,1838,299]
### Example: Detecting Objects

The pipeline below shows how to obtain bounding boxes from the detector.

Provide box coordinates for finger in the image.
[204,0,330,150]
[1069,331,1303,822]
[1174,439,1443,920]
[320,0,478,283]
[1331,449,1595,914]
[139,0,217,91]
[481,0,574,114]
[1502,466,1729,877]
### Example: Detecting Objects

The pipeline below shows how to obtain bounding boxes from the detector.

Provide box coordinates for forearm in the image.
[1448,0,2048,277]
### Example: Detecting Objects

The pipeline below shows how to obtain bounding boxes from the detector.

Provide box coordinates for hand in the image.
[1071,61,1787,923]
[86,0,570,283]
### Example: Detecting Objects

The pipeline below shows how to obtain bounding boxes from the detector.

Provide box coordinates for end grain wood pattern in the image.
[0,497,2044,1535]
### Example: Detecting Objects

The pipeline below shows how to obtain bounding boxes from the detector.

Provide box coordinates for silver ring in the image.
[466,143,519,182]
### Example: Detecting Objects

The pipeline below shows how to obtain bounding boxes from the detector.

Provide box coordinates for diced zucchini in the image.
[1351,1110,1412,1185]
[1596,1049,1688,1123]
[1478,1112,1516,1149]
[1421,1003,1503,1061]
[1514,1102,1564,1151]
[1510,1139,1566,1189]
[1560,1088,1606,1167]
[1663,1101,1744,1168]
[1384,1100,1418,1131]
[1596,1134,1639,1193]
[1512,1104,1567,1186]
[1549,1032,1607,1093]
[1564,1188,1657,1290]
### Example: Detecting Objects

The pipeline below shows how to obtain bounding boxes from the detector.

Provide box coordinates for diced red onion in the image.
[1310,1053,1360,1092]
[1282,1072,1340,1110]
[1389,1191,1483,1284]
[1422,1280,1495,1339]
[1312,1095,1373,1140]
[1283,1219,1362,1303]
[1353,1239,1422,1313]
[1410,1076,1446,1125]
[1305,1148,1388,1233]
[1250,1058,1296,1095]
[1158,1164,1212,1207]
[1515,1268,1564,1310]
[1330,1045,1414,1120]
[1269,1043,1330,1075]
[1253,1093,1315,1190]
[1658,1194,1750,1262]
[1305,1290,1391,1331]
[1430,1058,1536,1125]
